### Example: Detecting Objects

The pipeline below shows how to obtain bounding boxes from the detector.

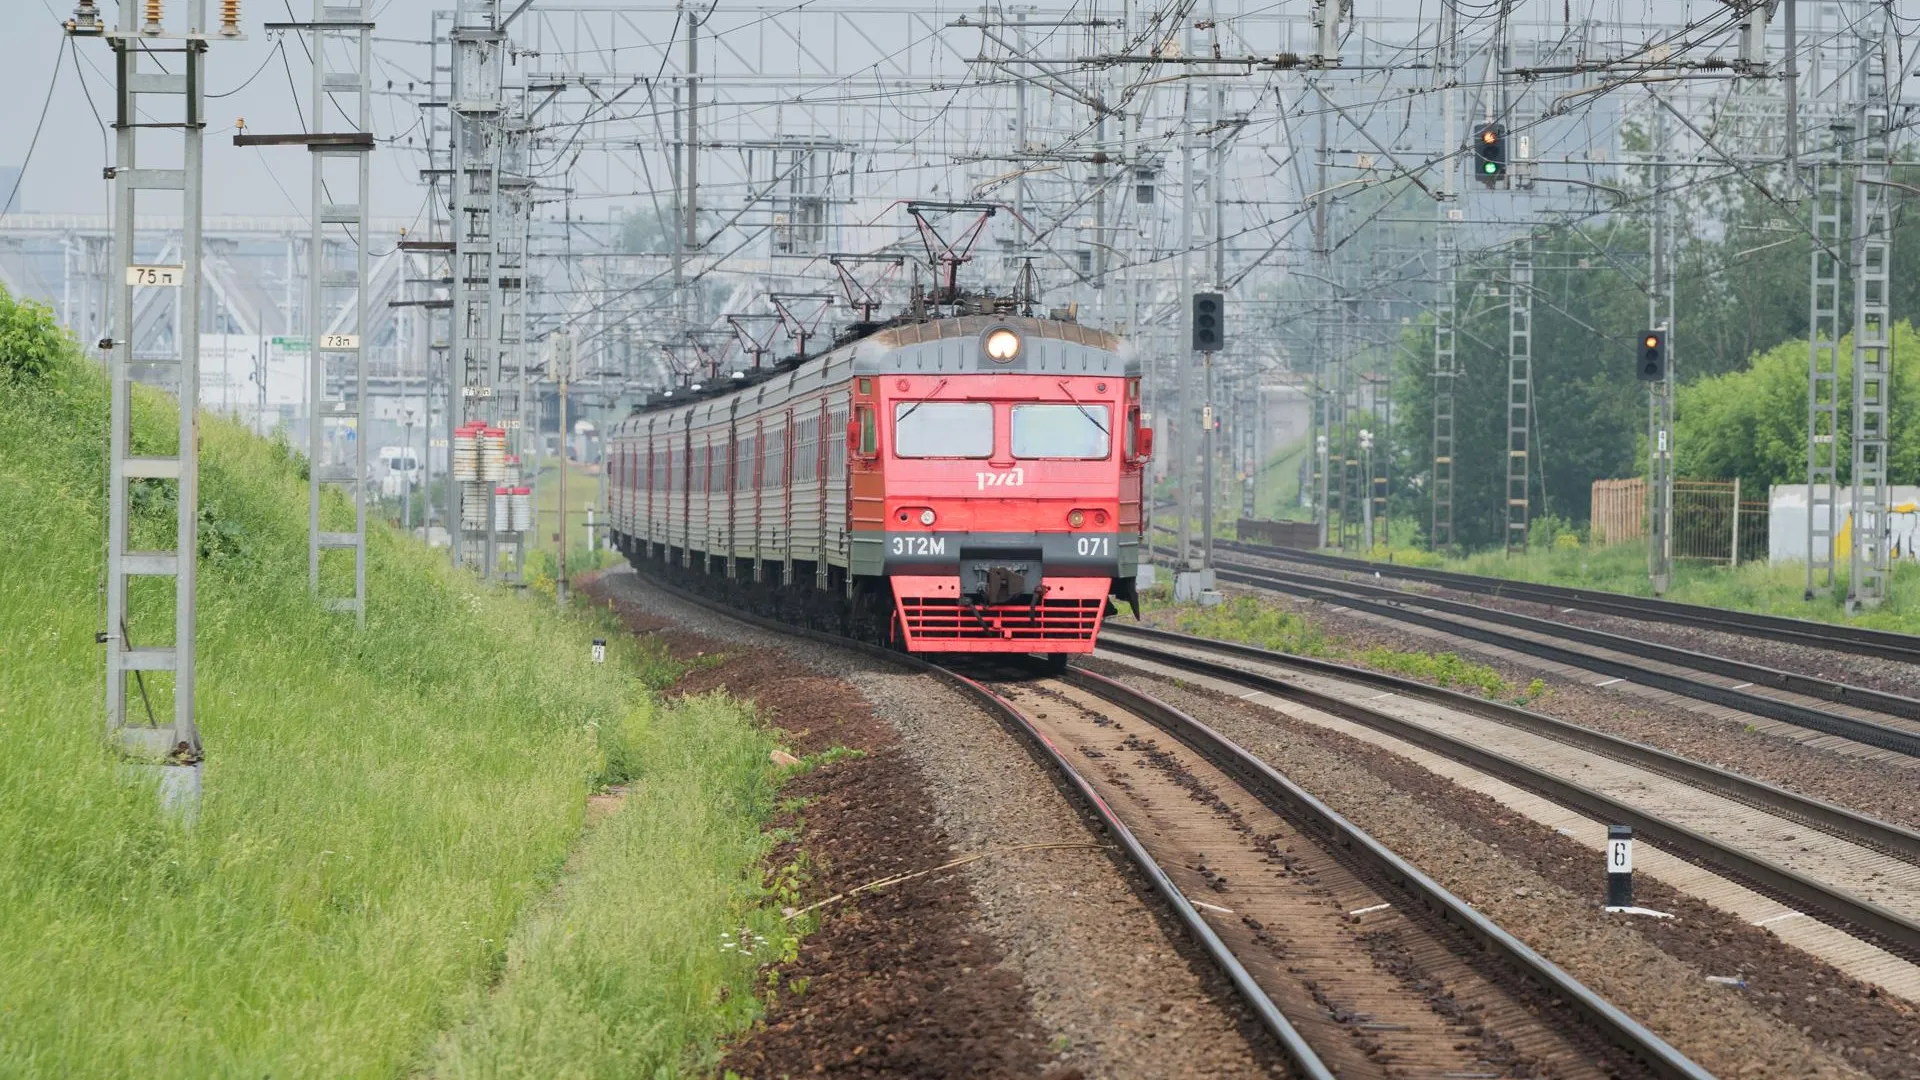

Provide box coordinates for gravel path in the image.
[592,568,1289,1079]
[1090,659,1919,1080]
[1144,589,1920,833]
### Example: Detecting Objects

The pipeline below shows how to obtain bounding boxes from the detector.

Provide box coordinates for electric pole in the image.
[449,0,506,576]
[1847,18,1894,611]
[303,0,373,622]
[1646,102,1674,592]
[1431,0,1459,552]
[82,0,243,816]
[556,331,573,608]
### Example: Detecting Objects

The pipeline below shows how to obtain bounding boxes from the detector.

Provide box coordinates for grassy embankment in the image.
[1343,538,1920,635]
[1140,588,1544,703]
[0,285,796,1078]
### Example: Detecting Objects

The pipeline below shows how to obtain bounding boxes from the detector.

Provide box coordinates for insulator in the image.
[68,1,104,35]
[143,0,163,33]
[220,0,241,36]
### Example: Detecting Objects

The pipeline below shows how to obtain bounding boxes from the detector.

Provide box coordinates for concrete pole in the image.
[558,361,570,608]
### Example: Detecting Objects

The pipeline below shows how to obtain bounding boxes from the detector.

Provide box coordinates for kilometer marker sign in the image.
[126,265,183,287]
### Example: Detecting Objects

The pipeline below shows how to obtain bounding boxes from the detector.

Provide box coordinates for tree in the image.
[1677,321,1920,490]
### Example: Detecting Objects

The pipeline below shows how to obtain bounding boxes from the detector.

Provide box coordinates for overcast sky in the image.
[1,1,442,218]
[0,0,1818,221]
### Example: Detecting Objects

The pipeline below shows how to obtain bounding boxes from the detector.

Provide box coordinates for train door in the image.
[750,414,764,579]
[817,398,832,588]
[679,412,692,567]
[643,425,654,553]
[724,404,738,578]
[781,407,795,585]
[847,379,881,578]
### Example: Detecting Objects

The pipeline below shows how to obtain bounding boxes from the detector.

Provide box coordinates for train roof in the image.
[620,314,1135,430]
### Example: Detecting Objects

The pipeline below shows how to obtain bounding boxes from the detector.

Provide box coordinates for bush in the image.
[1527,513,1583,551]
[0,284,66,382]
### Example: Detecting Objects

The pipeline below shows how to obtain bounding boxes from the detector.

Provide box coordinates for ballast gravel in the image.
[1103,660,1913,1080]
[1147,590,1920,833]
[1241,551,1920,700]
[590,568,1288,1079]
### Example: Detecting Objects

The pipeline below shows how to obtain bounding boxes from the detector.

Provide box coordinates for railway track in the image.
[1099,624,1920,975]
[637,572,1716,1079]
[1203,558,1920,759]
[1218,538,1920,666]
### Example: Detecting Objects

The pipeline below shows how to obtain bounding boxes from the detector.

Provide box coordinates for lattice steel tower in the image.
[449,0,506,575]
[1848,19,1894,611]
[84,0,241,811]
[1504,238,1533,554]
[305,0,374,622]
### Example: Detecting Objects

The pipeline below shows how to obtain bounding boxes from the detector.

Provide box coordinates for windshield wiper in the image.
[893,377,950,425]
[1055,380,1110,435]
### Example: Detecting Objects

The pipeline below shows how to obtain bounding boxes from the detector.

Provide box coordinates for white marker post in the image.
[591,638,607,664]
[1606,825,1633,908]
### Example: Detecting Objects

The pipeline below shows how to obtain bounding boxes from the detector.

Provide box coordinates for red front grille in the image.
[891,575,1108,653]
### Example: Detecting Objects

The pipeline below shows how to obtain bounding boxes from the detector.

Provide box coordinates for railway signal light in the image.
[1638,329,1667,382]
[1191,291,1225,353]
[1472,123,1506,185]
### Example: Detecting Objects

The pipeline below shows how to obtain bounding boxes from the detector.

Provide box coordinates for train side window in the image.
[1125,406,1140,459]
[857,406,878,457]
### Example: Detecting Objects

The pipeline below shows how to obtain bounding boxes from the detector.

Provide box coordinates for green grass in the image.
[1163,591,1330,655]
[0,288,786,1078]
[1357,538,1920,636]
[427,694,797,1080]
[1143,590,1542,702]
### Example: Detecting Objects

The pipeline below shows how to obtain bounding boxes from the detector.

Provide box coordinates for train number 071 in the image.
[1075,536,1110,557]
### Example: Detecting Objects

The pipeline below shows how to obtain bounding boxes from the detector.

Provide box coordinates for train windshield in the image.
[894,401,992,458]
[1012,404,1110,459]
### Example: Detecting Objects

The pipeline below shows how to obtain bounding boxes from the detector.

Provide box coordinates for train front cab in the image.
[849,321,1148,655]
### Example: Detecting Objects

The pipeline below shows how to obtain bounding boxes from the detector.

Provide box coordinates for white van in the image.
[379,445,420,498]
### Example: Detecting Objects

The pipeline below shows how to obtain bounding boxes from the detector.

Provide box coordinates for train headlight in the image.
[920,509,936,526]
[983,327,1022,363]
[1067,509,1086,528]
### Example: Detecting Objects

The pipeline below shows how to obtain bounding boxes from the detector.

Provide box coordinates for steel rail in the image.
[633,570,1717,1079]
[1211,563,1920,758]
[1103,624,1920,865]
[1095,629,1920,960]
[631,573,1335,1079]
[1065,667,1718,1080]
[1220,538,1920,666]
[1218,558,1920,722]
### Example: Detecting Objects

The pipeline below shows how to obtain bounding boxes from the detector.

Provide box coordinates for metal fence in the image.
[1590,477,1768,565]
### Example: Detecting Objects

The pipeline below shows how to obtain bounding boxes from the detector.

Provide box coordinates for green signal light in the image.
[1483,162,1498,174]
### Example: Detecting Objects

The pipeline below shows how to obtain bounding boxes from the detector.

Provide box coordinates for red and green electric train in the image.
[604,312,1151,666]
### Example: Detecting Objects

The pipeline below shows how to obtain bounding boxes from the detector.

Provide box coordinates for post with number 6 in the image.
[1604,824,1633,910]
[591,638,607,665]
